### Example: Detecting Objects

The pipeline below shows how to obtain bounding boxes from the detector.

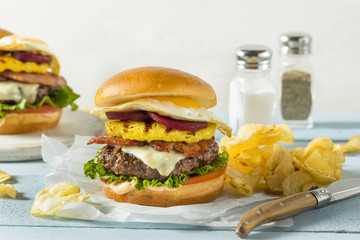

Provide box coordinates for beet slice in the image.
[0,51,6,57]
[148,112,208,131]
[106,111,152,122]
[12,51,52,63]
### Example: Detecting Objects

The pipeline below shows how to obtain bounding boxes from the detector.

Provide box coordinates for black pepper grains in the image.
[281,70,312,120]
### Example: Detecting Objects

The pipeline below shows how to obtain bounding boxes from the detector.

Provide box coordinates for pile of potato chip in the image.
[220,124,360,196]
[31,181,91,216]
[0,169,17,199]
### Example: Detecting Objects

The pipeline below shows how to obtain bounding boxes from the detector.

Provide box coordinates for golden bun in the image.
[0,110,62,134]
[0,28,13,38]
[95,66,217,109]
[103,174,225,207]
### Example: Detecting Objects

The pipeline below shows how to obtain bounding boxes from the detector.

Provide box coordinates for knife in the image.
[236,178,360,238]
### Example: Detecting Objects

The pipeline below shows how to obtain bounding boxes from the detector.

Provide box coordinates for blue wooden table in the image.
[1,112,360,240]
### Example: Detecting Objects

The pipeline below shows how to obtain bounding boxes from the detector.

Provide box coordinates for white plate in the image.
[0,110,106,161]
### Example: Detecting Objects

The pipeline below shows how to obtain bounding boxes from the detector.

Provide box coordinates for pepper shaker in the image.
[279,33,314,128]
[229,45,276,134]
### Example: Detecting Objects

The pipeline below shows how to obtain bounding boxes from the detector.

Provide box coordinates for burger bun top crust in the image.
[95,66,217,109]
[0,28,13,39]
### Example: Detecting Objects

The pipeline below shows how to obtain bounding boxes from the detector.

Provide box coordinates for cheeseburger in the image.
[0,34,79,134]
[84,66,231,207]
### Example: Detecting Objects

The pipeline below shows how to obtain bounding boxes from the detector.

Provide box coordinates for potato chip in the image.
[0,184,17,198]
[225,167,263,195]
[238,155,265,169]
[0,169,11,183]
[304,166,337,185]
[228,156,255,174]
[304,149,334,177]
[339,135,360,153]
[264,145,295,172]
[264,146,296,192]
[290,147,307,161]
[239,145,274,161]
[221,123,349,197]
[30,181,91,216]
[305,149,343,179]
[225,124,294,157]
[282,171,313,196]
[307,137,335,152]
[259,145,275,160]
[227,145,274,175]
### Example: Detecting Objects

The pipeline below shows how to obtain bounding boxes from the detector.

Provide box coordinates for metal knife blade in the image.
[327,178,360,202]
[236,178,360,238]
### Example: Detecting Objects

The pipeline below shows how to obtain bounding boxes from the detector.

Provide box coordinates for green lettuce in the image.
[84,147,229,191]
[0,84,80,118]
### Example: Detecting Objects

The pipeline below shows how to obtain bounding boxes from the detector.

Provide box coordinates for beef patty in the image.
[98,141,219,181]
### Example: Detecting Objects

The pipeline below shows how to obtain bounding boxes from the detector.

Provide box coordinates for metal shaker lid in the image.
[280,32,312,55]
[235,45,272,70]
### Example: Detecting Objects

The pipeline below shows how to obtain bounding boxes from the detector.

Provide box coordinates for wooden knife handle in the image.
[236,191,318,238]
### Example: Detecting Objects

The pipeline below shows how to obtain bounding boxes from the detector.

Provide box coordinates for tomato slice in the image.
[5,104,60,114]
[181,165,227,186]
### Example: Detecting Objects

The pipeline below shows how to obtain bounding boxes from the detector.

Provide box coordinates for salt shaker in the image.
[279,33,314,128]
[229,45,275,134]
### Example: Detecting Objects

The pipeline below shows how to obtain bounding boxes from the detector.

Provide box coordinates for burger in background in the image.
[84,66,232,207]
[0,33,79,134]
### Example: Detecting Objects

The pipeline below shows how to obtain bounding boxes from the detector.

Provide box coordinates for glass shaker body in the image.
[229,68,275,134]
[279,53,314,128]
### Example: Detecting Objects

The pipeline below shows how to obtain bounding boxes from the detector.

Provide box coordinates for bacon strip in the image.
[174,139,214,157]
[0,70,66,87]
[0,75,7,81]
[87,135,146,147]
[87,135,215,157]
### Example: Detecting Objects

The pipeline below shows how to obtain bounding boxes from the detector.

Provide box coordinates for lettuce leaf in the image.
[0,84,80,118]
[84,148,229,191]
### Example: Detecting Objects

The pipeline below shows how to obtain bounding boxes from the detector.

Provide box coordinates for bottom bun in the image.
[0,109,62,134]
[103,174,225,207]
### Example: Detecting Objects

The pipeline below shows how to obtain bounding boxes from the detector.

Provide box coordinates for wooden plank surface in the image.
[0,112,360,239]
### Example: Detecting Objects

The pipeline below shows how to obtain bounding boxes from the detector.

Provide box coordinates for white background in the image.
[1,0,360,112]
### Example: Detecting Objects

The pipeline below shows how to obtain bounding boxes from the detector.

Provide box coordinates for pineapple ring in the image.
[105,120,216,143]
[0,55,52,74]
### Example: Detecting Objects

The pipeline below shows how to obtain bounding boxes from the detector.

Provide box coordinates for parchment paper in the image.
[41,134,293,228]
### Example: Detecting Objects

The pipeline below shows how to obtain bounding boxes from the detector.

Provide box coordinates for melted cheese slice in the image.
[121,145,186,176]
[0,82,39,104]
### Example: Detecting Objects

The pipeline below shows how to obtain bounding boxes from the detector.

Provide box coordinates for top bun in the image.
[95,66,217,109]
[0,28,13,38]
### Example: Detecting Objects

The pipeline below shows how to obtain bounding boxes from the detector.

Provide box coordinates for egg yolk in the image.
[139,96,201,109]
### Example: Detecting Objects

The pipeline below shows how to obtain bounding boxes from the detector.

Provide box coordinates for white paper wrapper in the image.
[41,134,293,228]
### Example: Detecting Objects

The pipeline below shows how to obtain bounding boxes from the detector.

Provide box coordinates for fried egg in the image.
[92,99,232,137]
